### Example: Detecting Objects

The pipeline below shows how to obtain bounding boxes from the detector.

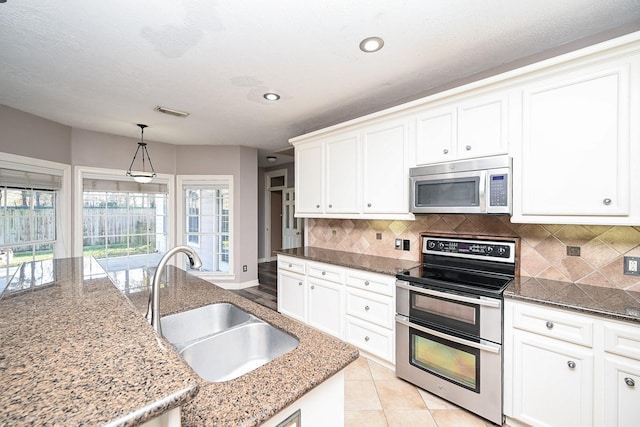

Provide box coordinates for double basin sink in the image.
[161,303,299,382]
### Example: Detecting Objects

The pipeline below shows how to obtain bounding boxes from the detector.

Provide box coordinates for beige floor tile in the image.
[345,410,388,427]
[385,409,438,427]
[430,408,489,427]
[375,378,427,410]
[417,388,458,410]
[345,380,383,411]
[367,359,397,380]
[345,356,373,381]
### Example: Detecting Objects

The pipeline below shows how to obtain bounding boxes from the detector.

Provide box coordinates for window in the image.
[0,158,69,293]
[179,177,232,275]
[81,174,169,292]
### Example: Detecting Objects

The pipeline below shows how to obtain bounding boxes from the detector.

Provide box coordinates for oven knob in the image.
[427,240,436,249]
[486,246,494,253]
[438,242,445,250]
[497,246,507,256]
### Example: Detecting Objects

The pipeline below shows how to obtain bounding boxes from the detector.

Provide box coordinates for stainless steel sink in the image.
[160,303,298,382]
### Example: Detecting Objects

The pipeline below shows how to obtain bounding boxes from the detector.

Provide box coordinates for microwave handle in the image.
[479,170,486,212]
[396,281,501,308]
[396,315,501,353]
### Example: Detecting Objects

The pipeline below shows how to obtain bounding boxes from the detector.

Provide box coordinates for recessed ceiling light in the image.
[263,92,280,101]
[359,36,384,53]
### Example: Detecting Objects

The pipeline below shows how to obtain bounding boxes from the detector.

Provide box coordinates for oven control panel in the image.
[423,237,515,262]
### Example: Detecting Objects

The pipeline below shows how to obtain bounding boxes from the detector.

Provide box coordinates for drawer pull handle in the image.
[364,281,370,286]
[321,271,326,276]
[546,321,554,329]
[567,361,576,369]
[625,377,635,387]
[364,305,370,311]
[310,285,315,290]
[364,336,370,342]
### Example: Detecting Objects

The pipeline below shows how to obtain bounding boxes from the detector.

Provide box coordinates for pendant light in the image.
[126,124,156,183]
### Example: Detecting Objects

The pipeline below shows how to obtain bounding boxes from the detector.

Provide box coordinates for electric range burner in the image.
[396,235,517,298]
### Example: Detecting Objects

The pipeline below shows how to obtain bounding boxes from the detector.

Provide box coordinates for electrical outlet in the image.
[395,239,402,250]
[242,265,248,272]
[624,256,640,276]
[567,246,581,257]
[376,233,382,240]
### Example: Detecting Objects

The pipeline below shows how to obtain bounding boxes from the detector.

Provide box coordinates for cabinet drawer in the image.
[278,255,305,275]
[511,301,594,347]
[345,316,394,363]
[604,320,640,361]
[345,269,395,297]
[307,262,344,284]
[345,288,394,329]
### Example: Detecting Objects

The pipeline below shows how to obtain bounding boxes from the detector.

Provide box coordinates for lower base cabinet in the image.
[505,299,640,427]
[277,255,395,364]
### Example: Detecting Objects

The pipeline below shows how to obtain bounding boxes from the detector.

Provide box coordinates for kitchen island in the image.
[0,257,358,426]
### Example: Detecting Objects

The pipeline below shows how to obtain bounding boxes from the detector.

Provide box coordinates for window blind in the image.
[0,167,63,190]
[83,178,168,194]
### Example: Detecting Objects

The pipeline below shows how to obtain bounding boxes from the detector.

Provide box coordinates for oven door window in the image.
[415,177,480,207]
[410,326,480,392]
[410,292,479,337]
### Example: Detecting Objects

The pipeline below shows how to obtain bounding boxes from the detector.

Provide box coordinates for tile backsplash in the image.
[306,216,640,291]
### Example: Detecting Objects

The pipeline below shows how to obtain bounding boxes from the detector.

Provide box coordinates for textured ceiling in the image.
[1,0,640,166]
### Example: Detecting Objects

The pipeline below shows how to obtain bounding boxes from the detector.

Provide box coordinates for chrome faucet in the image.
[146,245,202,336]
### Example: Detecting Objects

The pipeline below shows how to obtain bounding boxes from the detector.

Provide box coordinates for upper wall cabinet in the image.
[511,51,640,225]
[415,90,510,165]
[293,116,413,219]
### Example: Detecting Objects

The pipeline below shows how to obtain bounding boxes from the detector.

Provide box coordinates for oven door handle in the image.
[396,315,501,354]
[395,281,501,308]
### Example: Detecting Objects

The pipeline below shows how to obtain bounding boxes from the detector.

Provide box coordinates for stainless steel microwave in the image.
[410,155,512,215]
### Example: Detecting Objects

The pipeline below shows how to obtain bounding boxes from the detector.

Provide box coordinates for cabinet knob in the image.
[364,305,370,311]
[443,149,449,154]
[567,361,576,369]
[603,198,612,205]
[298,282,303,286]
[310,285,315,290]
[328,204,332,208]
[546,321,554,329]
[364,336,370,342]
[289,263,292,267]
[316,204,320,208]
[625,377,635,387]
[367,203,372,207]
[321,271,326,276]
[466,145,471,151]
[364,281,370,286]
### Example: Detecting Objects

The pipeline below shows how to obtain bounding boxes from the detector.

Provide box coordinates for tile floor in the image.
[344,356,508,427]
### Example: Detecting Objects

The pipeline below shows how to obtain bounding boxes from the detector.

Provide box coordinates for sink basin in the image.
[161,303,252,349]
[160,303,298,382]
[180,322,299,382]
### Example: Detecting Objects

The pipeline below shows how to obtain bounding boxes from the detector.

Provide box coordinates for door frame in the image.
[264,169,287,262]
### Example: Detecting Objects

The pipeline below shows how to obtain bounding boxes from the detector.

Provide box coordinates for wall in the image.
[0,105,71,164]
[306,216,640,292]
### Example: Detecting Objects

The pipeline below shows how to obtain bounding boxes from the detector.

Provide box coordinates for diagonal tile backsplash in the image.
[306,215,640,291]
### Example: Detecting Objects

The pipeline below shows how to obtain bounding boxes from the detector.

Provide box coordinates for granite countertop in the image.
[123,265,359,427]
[506,276,640,324]
[0,257,199,426]
[275,246,420,276]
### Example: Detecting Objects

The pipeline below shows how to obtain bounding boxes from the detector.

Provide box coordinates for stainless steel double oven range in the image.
[396,234,518,425]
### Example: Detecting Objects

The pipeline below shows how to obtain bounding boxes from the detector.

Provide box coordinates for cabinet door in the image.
[512,332,594,427]
[457,93,509,159]
[604,354,640,427]
[295,141,323,215]
[415,105,456,165]
[278,270,306,323]
[307,278,344,338]
[362,118,410,213]
[325,132,360,213]
[520,62,631,216]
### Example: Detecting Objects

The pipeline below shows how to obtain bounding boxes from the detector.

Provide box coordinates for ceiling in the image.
[2,1,640,167]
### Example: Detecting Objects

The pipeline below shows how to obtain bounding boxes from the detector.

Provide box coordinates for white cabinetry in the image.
[292,116,412,219]
[512,51,640,224]
[277,255,396,364]
[505,299,640,427]
[415,90,509,165]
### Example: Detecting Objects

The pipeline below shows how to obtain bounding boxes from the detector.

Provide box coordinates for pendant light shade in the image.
[126,124,157,183]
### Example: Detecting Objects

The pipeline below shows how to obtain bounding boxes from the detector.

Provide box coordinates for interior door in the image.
[283,188,302,249]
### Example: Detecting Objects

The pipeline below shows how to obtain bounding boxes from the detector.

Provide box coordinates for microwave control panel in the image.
[489,174,509,207]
